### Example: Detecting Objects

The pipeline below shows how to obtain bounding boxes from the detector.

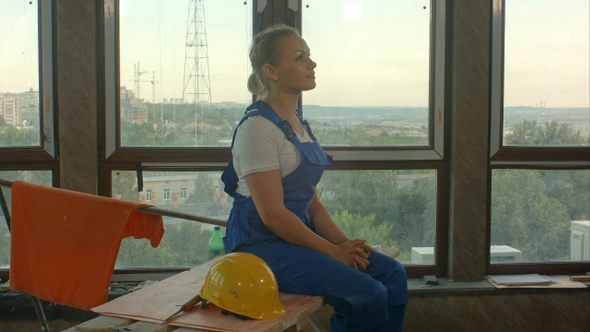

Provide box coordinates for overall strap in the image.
[229,100,315,148]
[223,101,326,197]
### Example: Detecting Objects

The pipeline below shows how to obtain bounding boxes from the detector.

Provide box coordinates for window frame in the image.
[0,0,57,165]
[100,0,449,278]
[488,0,590,275]
[0,0,57,283]
[102,0,233,164]
[490,0,590,165]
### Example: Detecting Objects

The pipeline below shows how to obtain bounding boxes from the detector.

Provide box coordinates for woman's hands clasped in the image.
[332,239,375,271]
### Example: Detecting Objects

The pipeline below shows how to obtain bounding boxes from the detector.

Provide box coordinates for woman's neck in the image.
[263,93,303,135]
[263,93,299,121]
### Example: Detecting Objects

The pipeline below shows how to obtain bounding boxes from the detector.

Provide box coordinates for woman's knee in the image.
[327,280,389,331]
[347,279,389,315]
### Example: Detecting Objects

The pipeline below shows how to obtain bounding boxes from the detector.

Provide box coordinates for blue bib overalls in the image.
[222,100,408,332]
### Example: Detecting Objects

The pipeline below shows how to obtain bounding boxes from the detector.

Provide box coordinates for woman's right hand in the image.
[332,239,370,271]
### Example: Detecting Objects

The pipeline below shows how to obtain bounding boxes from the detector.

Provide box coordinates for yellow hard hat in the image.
[199,252,286,320]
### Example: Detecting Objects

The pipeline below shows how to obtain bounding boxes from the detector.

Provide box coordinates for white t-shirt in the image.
[232,114,314,197]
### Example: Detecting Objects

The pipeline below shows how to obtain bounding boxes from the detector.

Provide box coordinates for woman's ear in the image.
[263,64,279,82]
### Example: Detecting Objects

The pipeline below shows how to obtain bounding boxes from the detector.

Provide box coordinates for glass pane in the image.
[319,170,437,264]
[491,169,590,263]
[111,169,436,267]
[112,170,233,268]
[503,0,590,147]
[0,1,41,147]
[302,0,431,146]
[0,171,52,269]
[119,0,251,147]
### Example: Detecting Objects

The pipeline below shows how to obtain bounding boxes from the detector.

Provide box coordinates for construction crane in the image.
[147,71,158,104]
[131,62,158,103]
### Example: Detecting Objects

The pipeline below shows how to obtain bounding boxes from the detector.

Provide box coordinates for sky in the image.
[1,0,589,108]
[0,0,38,94]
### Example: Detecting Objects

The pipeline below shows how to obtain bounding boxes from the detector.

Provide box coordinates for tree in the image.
[505,120,585,146]
[187,173,214,204]
[541,170,590,221]
[116,221,214,267]
[112,171,140,202]
[320,170,436,261]
[0,125,39,147]
[491,169,572,261]
[332,210,403,256]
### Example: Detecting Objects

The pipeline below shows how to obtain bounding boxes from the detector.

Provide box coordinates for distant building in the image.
[120,85,148,124]
[137,171,230,217]
[0,89,39,126]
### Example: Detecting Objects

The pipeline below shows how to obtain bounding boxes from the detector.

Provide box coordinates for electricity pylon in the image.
[183,0,211,145]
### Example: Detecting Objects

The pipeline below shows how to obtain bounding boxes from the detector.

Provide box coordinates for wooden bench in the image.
[61,246,399,332]
[62,259,324,332]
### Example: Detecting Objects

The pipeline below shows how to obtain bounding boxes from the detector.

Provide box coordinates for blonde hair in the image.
[247,24,300,97]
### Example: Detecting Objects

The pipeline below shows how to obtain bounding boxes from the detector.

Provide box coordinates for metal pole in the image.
[139,206,227,227]
[31,296,51,332]
[0,179,227,228]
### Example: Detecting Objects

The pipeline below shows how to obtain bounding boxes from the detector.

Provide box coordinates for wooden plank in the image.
[570,275,590,282]
[61,316,212,332]
[254,296,324,332]
[127,321,174,332]
[62,315,131,331]
[69,304,323,332]
[87,259,325,332]
[92,261,324,332]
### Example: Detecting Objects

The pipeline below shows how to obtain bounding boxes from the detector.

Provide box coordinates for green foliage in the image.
[320,170,437,260]
[187,173,214,204]
[1,113,587,268]
[112,171,140,201]
[332,210,398,249]
[120,104,243,147]
[116,221,214,268]
[311,122,428,146]
[0,125,40,147]
[541,170,590,221]
[120,120,180,147]
[505,119,586,146]
[491,170,576,261]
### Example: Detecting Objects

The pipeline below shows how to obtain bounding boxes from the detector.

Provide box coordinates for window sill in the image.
[408,277,589,297]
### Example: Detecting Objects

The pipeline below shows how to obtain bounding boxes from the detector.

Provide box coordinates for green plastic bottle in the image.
[208,226,225,260]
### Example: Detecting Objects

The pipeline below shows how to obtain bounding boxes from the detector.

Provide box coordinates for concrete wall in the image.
[305,290,590,332]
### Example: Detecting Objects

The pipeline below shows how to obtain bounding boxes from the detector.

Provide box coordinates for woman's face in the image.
[268,34,317,94]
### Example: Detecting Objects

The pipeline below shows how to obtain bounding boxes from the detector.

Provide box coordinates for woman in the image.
[221,24,408,332]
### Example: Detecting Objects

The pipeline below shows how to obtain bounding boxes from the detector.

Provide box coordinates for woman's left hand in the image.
[356,241,375,258]
[347,239,373,271]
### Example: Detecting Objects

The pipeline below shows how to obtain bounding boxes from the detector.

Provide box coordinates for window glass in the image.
[302,0,431,146]
[320,170,437,265]
[0,171,52,269]
[490,169,590,263]
[112,170,232,267]
[111,169,436,267]
[503,0,589,147]
[0,1,40,147]
[118,0,251,147]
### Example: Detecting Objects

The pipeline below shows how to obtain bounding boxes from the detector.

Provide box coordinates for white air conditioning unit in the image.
[570,220,590,261]
[410,247,435,265]
[410,245,522,264]
[489,245,522,263]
